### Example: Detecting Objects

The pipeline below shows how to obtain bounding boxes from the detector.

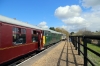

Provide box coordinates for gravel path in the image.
[32,41,84,66]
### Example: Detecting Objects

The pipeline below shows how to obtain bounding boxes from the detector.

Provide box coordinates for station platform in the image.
[17,41,84,66]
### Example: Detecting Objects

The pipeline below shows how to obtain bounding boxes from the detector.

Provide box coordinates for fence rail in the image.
[69,35,100,66]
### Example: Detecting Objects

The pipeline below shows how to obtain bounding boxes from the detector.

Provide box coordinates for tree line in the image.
[70,28,100,36]
[49,27,69,37]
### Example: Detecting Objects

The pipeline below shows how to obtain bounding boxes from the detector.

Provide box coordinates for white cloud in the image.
[81,0,100,7]
[61,25,69,31]
[61,25,83,32]
[62,17,85,25]
[55,3,100,32]
[61,25,77,32]
[55,5,89,32]
[81,0,100,10]
[81,0,100,31]
[38,21,48,29]
[55,5,82,19]
[82,11,100,31]
[61,25,67,29]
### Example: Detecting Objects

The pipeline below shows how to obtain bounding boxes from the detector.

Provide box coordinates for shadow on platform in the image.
[57,41,84,66]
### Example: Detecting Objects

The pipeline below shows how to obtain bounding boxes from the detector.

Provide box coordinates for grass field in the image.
[87,43,100,52]
[73,40,100,66]
[87,43,100,66]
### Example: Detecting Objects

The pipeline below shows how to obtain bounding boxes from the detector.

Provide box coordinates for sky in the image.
[0,0,100,32]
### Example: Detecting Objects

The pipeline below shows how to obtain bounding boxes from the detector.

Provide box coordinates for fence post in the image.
[75,37,77,50]
[73,37,75,47]
[83,36,87,66]
[71,37,74,46]
[78,37,80,55]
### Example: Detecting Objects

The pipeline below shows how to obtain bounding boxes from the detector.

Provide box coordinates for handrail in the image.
[69,36,100,66]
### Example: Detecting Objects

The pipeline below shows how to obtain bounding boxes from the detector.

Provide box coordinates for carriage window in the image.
[21,29,26,34]
[13,27,26,45]
[32,30,38,42]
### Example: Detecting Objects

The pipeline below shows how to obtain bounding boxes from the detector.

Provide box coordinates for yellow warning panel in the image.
[43,36,45,45]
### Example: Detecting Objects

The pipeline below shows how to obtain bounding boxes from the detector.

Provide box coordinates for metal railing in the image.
[69,35,100,66]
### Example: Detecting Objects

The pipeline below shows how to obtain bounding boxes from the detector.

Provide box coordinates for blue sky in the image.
[0,0,100,32]
[0,0,79,26]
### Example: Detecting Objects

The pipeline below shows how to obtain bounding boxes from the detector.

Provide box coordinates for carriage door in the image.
[32,30,40,50]
[37,31,41,50]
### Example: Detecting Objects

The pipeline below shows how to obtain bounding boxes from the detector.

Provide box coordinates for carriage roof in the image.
[42,28,62,34]
[0,15,42,30]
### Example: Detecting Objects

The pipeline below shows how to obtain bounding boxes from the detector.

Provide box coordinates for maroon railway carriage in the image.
[0,15,43,64]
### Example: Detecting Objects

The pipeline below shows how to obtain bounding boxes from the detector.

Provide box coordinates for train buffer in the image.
[17,41,84,66]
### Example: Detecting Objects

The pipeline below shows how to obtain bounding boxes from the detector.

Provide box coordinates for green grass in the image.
[80,43,100,66]
[87,43,100,53]
[87,43,100,66]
